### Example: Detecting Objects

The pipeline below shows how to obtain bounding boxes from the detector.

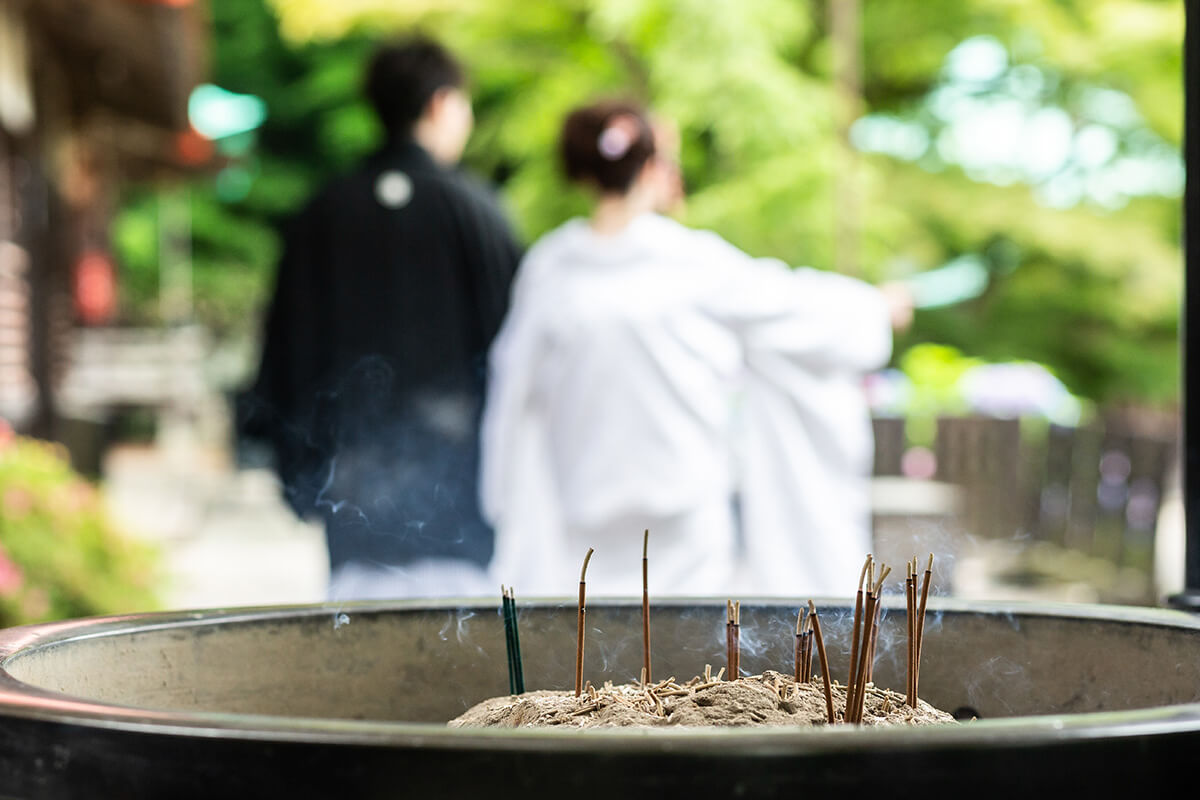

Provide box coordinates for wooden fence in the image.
[872,416,1177,591]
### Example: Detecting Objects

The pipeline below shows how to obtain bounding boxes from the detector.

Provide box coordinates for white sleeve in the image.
[479,264,569,595]
[695,231,893,373]
[688,231,883,595]
[478,270,543,527]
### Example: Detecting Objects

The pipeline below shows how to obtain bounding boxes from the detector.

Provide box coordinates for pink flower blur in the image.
[0,545,24,596]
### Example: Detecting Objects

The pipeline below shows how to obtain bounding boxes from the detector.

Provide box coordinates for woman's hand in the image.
[879,282,915,332]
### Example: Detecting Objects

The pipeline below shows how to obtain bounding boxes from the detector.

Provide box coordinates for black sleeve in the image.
[451,179,524,350]
[239,204,331,517]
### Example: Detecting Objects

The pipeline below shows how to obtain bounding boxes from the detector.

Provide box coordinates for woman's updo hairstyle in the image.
[560,100,656,194]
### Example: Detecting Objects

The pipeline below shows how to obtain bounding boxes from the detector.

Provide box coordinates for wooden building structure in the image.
[0,0,207,443]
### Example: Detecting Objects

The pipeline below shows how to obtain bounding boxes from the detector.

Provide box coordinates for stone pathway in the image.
[102,443,327,611]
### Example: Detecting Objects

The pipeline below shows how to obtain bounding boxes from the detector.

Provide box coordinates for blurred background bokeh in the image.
[0,0,1183,623]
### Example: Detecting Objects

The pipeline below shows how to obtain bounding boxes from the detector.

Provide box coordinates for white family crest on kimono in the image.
[481,213,891,596]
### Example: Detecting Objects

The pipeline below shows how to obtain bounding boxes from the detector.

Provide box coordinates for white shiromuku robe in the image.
[481,213,891,597]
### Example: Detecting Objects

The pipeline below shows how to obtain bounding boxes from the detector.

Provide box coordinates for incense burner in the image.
[1,599,1198,797]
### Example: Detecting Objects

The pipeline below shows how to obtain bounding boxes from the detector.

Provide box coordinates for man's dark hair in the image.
[365,35,466,138]
[560,100,656,194]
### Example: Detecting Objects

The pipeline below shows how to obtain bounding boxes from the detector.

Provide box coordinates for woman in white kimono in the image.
[482,101,906,597]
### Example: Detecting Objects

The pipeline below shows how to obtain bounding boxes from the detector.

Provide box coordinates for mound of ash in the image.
[449,670,956,729]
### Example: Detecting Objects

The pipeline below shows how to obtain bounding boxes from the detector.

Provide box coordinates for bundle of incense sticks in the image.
[907,553,934,708]
[845,556,890,723]
[500,586,524,695]
[844,556,870,719]
[725,600,741,680]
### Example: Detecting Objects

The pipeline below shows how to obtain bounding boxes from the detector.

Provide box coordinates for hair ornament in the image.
[597,114,641,161]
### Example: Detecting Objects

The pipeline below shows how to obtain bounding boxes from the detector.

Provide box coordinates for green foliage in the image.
[0,432,160,627]
[110,0,1182,407]
[895,344,980,446]
[879,160,1181,403]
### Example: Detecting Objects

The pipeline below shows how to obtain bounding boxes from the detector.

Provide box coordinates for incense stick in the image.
[914,553,934,705]
[850,589,875,722]
[725,600,741,680]
[642,530,652,686]
[803,627,814,683]
[725,603,733,681]
[733,601,740,679]
[906,562,916,707]
[509,587,525,694]
[575,547,594,697]
[794,607,805,683]
[808,600,835,724]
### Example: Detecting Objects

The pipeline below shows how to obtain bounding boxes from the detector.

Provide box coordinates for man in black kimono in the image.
[242,37,522,598]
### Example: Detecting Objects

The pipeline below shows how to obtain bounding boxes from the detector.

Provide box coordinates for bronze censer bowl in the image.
[1,599,1199,798]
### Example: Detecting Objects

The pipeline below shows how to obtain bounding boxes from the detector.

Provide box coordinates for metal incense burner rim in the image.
[1,597,1199,755]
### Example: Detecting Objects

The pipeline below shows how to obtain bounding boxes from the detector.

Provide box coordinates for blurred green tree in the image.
[111,0,1182,407]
